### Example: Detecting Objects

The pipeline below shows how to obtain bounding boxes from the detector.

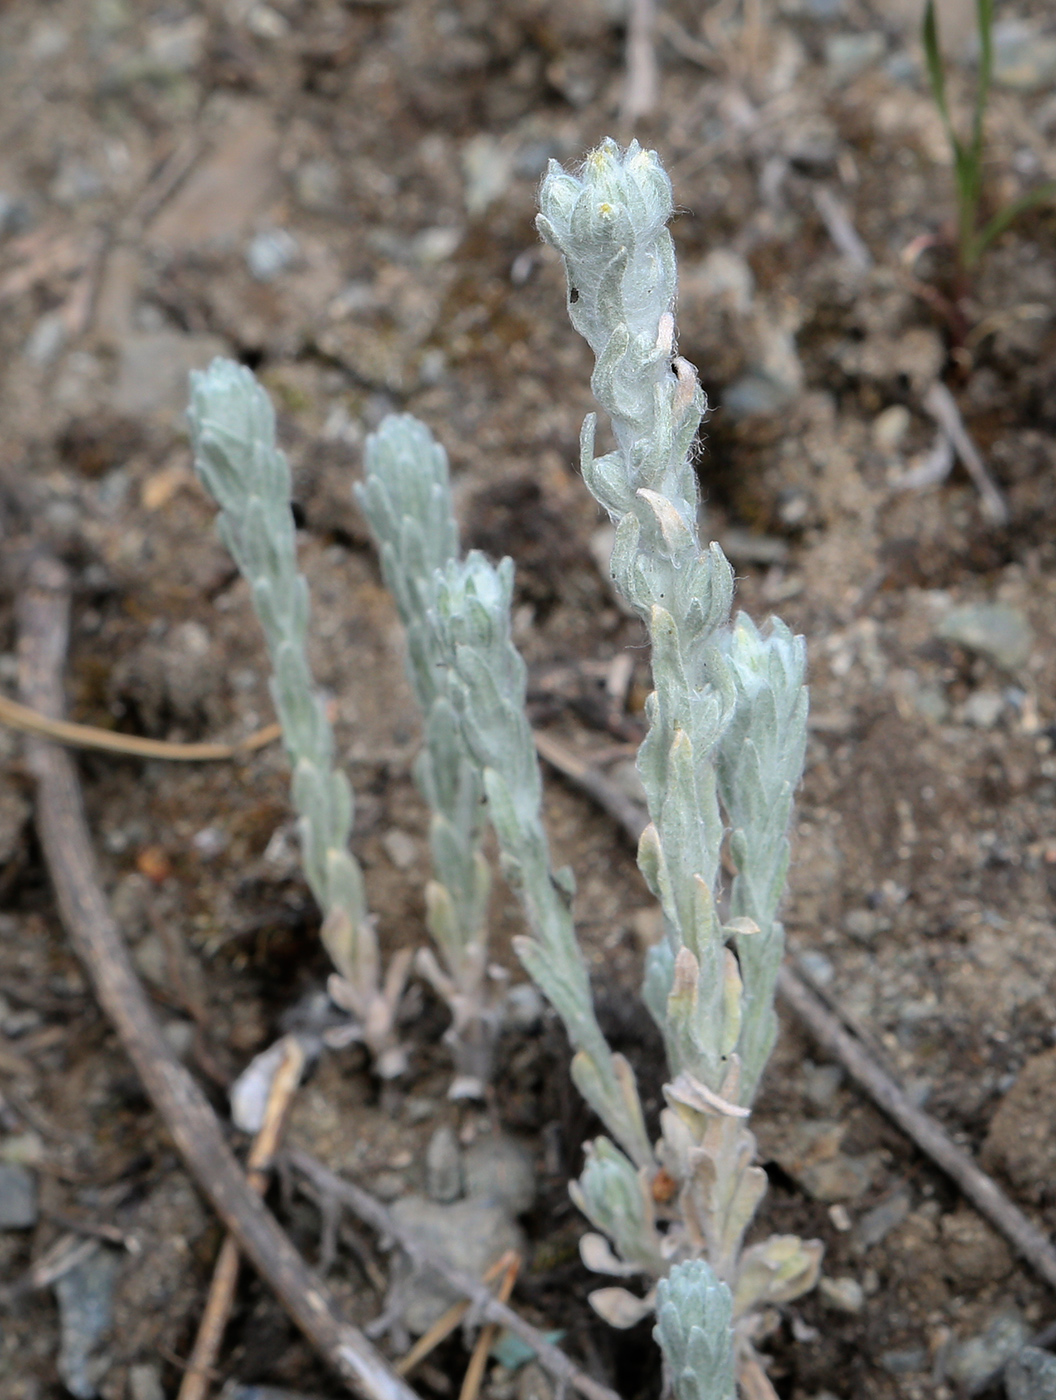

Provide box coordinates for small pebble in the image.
[245,228,300,282]
[797,950,834,987]
[425,1125,463,1204]
[503,983,544,1032]
[295,159,340,211]
[828,1204,852,1232]
[372,1170,406,1201]
[1006,1345,1056,1400]
[854,1191,910,1252]
[844,908,888,946]
[945,1311,1031,1389]
[819,1275,865,1313]
[381,829,418,870]
[872,404,910,454]
[824,31,885,78]
[937,603,1033,671]
[464,1134,535,1216]
[992,22,1056,92]
[55,1245,121,1399]
[802,1060,843,1110]
[0,1163,37,1229]
[960,690,1005,729]
[128,1363,165,1400]
[880,1348,927,1376]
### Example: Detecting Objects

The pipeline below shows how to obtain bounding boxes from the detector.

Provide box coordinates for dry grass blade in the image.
[179,1037,308,1400]
[396,1253,515,1377]
[286,1147,622,1400]
[0,690,281,761]
[458,1253,520,1400]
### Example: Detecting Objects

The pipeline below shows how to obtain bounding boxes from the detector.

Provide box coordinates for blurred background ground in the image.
[1,0,1056,1396]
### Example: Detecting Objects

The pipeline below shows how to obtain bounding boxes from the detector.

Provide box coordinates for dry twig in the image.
[0,690,280,761]
[776,966,1056,1292]
[621,0,659,126]
[812,187,872,271]
[180,1037,308,1400]
[286,1147,622,1400]
[17,555,420,1400]
[923,380,1009,525]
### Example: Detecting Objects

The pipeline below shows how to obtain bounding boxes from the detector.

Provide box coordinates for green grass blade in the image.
[922,0,956,145]
[969,0,994,190]
[969,180,1056,266]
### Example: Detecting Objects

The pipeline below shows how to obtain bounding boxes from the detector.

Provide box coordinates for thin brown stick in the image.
[533,731,1056,1297]
[286,1147,622,1400]
[776,965,1056,1292]
[179,1037,307,1400]
[533,730,647,847]
[17,556,419,1400]
[0,689,281,761]
[459,1253,520,1400]
[621,0,658,126]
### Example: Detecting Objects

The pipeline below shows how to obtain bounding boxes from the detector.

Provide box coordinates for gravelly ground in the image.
[1,0,1056,1396]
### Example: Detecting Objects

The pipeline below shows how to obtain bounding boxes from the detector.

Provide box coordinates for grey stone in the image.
[463,1134,535,1216]
[54,1245,121,1398]
[245,227,300,282]
[824,32,886,78]
[372,1170,406,1201]
[1006,1346,1056,1400]
[937,604,1034,671]
[503,983,544,1032]
[853,1191,910,1252]
[388,1195,525,1334]
[462,134,514,216]
[24,311,67,366]
[946,1311,1031,1389]
[872,404,911,455]
[880,1348,927,1375]
[802,1061,843,1110]
[0,191,32,239]
[844,908,889,946]
[723,372,794,421]
[961,689,1006,728]
[425,1125,463,1204]
[914,684,950,724]
[381,829,418,870]
[128,1363,165,1400]
[0,1163,37,1229]
[797,950,834,987]
[773,1120,879,1203]
[992,22,1056,93]
[295,158,340,210]
[818,1275,865,1313]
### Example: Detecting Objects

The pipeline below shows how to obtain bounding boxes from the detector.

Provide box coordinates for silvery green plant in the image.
[535,140,821,1391]
[188,360,410,1078]
[654,1261,736,1400]
[357,416,499,1099]
[356,425,653,1139]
